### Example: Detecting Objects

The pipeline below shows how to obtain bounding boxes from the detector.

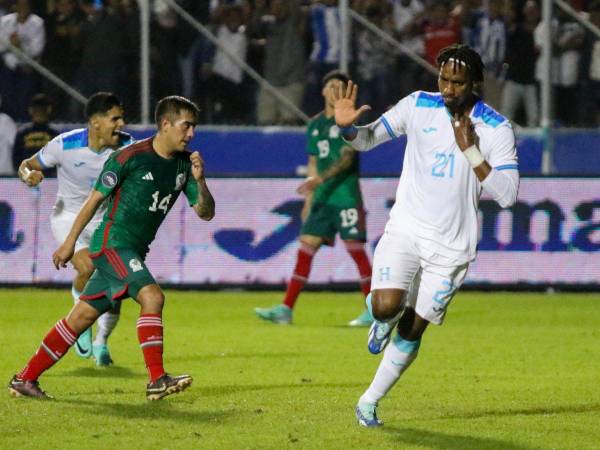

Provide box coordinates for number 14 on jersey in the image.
[148,190,172,214]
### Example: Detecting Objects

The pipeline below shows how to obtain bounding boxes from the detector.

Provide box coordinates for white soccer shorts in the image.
[50,209,102,253]
[371,229,469,325]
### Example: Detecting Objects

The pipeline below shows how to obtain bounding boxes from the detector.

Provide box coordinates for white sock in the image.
[71,286,81,304]
[94,312,120,345]
[359,335,421,405]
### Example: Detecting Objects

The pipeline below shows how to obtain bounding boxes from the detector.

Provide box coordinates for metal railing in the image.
[0,39,87,105]
[163,0,310,125]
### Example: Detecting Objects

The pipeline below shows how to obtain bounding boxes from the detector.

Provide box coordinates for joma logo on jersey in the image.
[101,171,118,188]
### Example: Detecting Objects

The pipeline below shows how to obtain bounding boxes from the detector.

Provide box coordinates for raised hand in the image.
[332,80,371,128]
[190,151,205,181]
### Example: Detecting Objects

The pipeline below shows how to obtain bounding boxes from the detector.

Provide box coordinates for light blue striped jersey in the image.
[377,90,518,262]
[38,128,134,217]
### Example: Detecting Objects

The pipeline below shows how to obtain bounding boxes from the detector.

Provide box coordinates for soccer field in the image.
[1,289,599,449]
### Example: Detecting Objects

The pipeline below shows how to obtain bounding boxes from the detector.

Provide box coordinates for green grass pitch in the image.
[1,288,600,449]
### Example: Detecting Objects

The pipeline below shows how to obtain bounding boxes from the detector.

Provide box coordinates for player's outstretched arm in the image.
[18,154,44,187]
[333,80,394,151]
[332,80,371,140]
[190,151,215,221]
[52,190,106,269]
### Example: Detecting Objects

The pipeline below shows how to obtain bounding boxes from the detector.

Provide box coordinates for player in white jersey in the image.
[17,92,133,366]
[332,44,520,427]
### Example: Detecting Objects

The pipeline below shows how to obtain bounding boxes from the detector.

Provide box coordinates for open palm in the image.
[332,80,371,128]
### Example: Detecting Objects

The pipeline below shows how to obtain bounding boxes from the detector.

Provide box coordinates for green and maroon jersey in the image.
[306,113,362,208]
[90,137,198,257]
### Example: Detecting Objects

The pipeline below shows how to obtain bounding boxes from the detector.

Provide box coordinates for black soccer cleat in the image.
[8,375,53,399]
[146,374,193,401]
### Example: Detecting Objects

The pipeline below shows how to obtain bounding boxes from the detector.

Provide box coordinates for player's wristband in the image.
[339,125,358,138]
[463,145,485,168]
[20,166,32,182]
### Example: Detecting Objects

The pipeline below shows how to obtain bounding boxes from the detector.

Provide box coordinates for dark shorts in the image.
[79,248,156,313]
[300,202,367,245]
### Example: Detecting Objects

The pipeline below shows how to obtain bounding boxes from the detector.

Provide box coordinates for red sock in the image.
[137,314,165,382]
[283,243,317,309]
[19,319,77,381]
[345,241,372,297]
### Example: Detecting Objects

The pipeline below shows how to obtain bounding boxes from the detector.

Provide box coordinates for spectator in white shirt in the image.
[0,0,45,121]
[0,95,18,175]
[207,4,250,123]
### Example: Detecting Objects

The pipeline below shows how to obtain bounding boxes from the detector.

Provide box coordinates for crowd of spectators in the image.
[0,0,598,131]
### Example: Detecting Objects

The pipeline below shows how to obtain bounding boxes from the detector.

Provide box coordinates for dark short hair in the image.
[436,44,485,84]
[29,93,51,108]
[84,92,122,119]
[322,70,350,87]
[154,95,200,128]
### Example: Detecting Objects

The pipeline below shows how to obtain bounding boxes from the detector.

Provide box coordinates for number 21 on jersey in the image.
[148,190,171,214]
[431,152,455,178]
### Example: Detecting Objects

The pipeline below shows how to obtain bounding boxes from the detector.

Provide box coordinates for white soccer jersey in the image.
[37,128,133,220]
[356,91,518,263]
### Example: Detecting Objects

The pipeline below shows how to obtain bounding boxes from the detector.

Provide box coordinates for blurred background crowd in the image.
[0,0,598,132]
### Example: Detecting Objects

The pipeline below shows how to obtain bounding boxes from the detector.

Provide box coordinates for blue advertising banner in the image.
[1,178,599,286]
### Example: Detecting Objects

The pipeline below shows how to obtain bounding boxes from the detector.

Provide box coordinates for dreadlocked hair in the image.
[436,44,485,84]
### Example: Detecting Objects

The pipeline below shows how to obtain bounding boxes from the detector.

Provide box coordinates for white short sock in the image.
[359,335,421,405]
[94,312,120,345]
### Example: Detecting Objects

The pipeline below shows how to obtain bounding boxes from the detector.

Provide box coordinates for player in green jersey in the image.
[254,70,373,326]
[8,96,215,400]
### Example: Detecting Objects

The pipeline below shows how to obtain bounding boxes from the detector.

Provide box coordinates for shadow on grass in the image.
[383,426,539,450]
[382,403,600,450]
[56,366,137,379]
[200,381,364,397]
[438,402,600,420]
[59,398,229,424]
[169,351,311,363]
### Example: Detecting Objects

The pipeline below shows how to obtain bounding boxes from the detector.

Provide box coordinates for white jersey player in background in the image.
[333,44,520,427]
[18,92,133,366]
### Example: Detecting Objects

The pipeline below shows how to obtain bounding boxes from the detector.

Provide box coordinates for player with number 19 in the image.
[254,70,373,327]
[8,96,215,400]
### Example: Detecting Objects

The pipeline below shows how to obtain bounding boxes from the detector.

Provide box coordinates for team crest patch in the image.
[175,172,186,191]
[101,171,118,188]
[329,126,340,138]
[129,258,143,272]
